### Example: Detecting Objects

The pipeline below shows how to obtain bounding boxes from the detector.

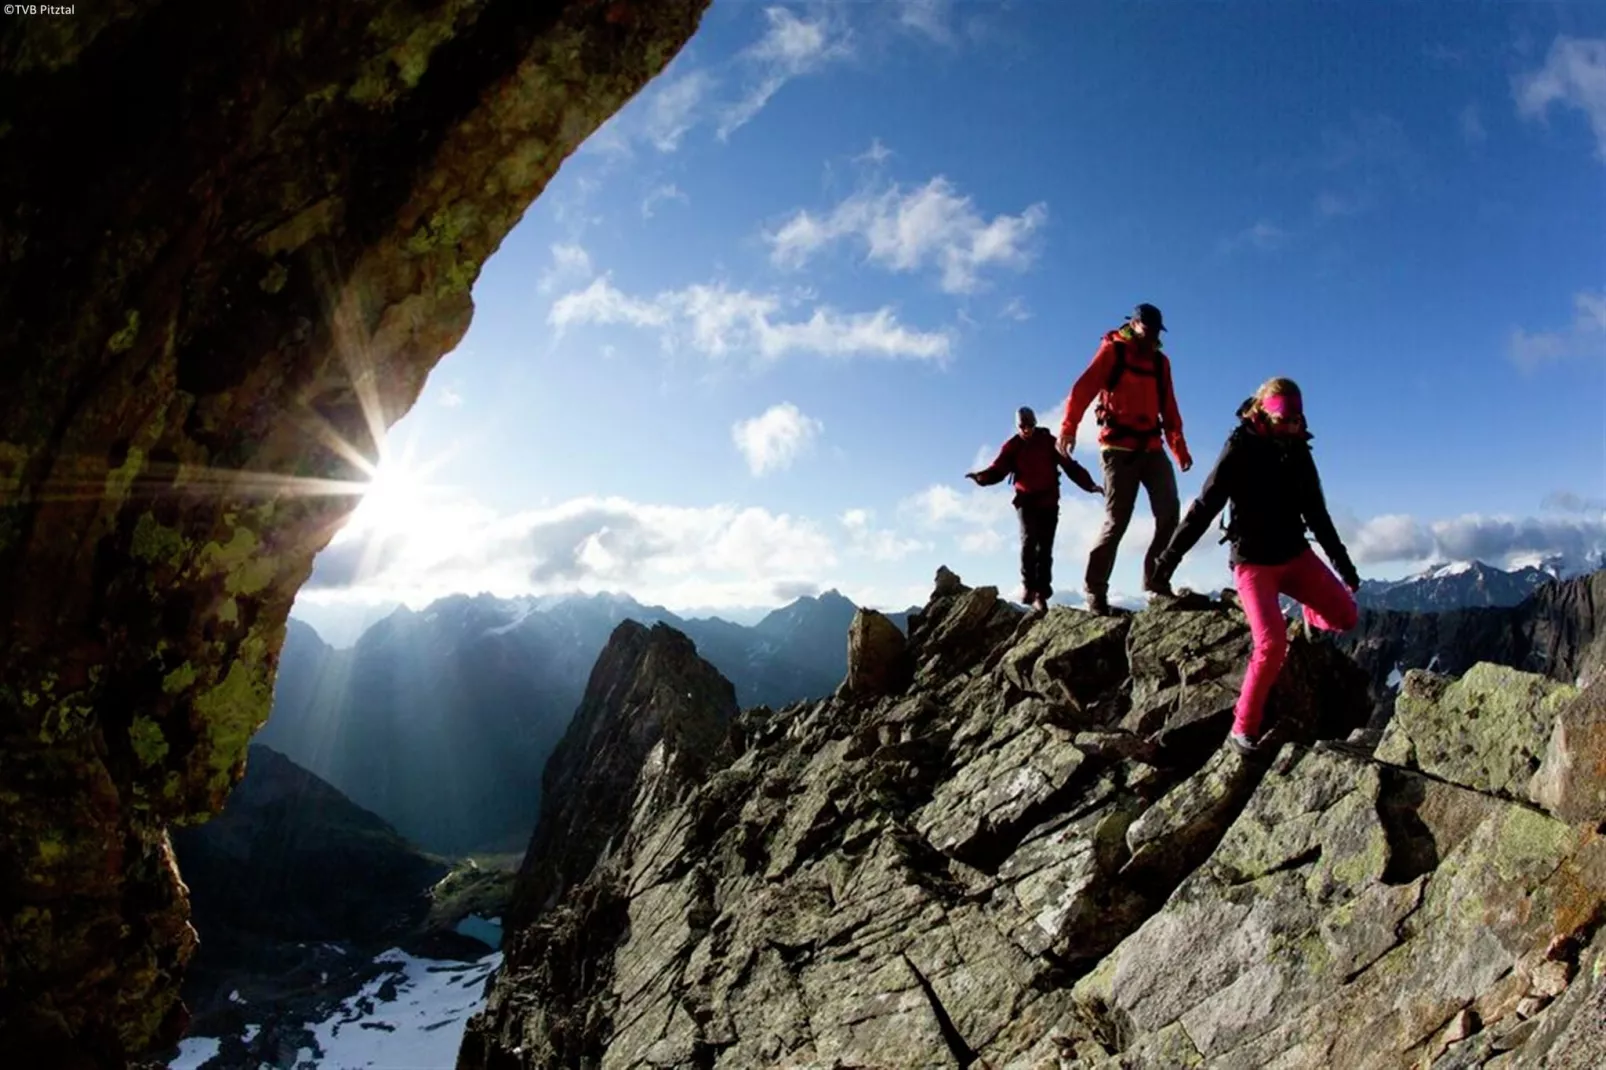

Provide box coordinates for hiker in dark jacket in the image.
[969,406,1104,612]
[1058,303,1193,615]
[1149,377,1361,755]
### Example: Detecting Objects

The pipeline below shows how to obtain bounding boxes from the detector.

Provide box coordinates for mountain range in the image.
[1352,552,1603,612]
[260,559,1596,857]
[258,588,886,855]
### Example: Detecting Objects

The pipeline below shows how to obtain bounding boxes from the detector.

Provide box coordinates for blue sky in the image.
[294,0,1606,634]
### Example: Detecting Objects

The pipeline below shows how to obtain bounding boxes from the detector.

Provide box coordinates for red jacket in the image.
[973,427,1101,503]
[1060,328,1190,465]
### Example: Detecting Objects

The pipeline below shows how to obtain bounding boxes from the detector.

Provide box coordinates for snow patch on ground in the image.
[1386,663,1403,689]
[168,1037,221,1070]
[303,948,501,1069]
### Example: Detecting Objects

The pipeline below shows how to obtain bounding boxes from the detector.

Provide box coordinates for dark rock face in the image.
[168,743,451,1048]
[0,2,709,1062]
[170,743,446,948]
[1339,569,1606,718]
[509,621,738,927]
[460,570,1395,1069]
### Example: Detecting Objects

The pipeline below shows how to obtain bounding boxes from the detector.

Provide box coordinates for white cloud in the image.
[644,69,716,151]
[841,508,930,562]
[1345,510,1606,569]
[641,183,689,219]
[732,402,823,476]
[767,175,1048,294]
[549,276,672,331]
[439,388,464,409]
[549,275,952,364]
[1001,297,1032,322]
[855,138,894,167]
[1459,103,1487,145]
[1507,288,1606,371]
[718,7,851,141]
[1515,36,1606,161]
[897,0,954,43]
[306,492,841,611]
[537,242,594,294]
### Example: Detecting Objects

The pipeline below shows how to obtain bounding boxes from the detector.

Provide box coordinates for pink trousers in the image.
[1232,548,1359,738]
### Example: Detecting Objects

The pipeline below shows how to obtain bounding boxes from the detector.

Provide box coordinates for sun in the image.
[347,457,426,536]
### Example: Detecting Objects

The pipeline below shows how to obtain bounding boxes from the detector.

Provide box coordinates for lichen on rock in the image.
[0,1,711,1062]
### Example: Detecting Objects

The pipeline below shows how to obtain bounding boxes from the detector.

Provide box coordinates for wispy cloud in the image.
[644,69,716,152]
[1346,510,1606,569]
[439,388,464,409]
[1507,288,1606,372]
[896,0,955,44]
[732,402,823,475]
[767,174,1048,294]
[537,242,594,294]
[1459,103,1488,145]
[718,7,852,141]
[1543,491,1606,514]
[1314,191,1367,219]
[1000,297,1032,322]
[549,275,952,363]
[1515,36,1606,161]
[1221,220,1290,255]
[641,183,689,219]
[855,137,894,167]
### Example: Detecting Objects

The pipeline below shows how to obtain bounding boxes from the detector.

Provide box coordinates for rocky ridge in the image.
[456,568,1605,1068]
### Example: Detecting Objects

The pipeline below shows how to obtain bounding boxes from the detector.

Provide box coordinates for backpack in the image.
[1094,336,1172,446]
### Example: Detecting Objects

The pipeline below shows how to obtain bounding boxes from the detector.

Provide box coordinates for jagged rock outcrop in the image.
[0,4,709,1063]
[509,621,738,928]
[460,569,1391,1069]
[460,568,1606,1069]
[838,608,913,701]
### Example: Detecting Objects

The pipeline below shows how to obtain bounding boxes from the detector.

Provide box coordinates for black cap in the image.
[1132,303,1166,332]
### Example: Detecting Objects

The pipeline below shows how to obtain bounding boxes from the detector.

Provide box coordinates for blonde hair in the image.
[1253,377,1302,413]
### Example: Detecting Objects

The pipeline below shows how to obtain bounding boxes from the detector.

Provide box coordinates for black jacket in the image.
[1156,400,1358,584]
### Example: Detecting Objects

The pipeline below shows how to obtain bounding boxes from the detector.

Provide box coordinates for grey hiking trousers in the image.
[1085,448,1180,597]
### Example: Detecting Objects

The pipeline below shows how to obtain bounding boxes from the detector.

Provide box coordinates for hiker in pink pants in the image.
[1148,378,1361,755]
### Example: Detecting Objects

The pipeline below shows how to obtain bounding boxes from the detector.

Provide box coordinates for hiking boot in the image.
[1145,578,1174,599]
[1084,590,1111,616]
[1227,731,1262,757]
[1017,587,1034,606]
[1031,595,1049,613]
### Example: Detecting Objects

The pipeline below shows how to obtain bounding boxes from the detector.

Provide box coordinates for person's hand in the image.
[1175,443,1193,473]
[964,472,981,484]
[1342,569,1362,593]
[1056,430,1075,457]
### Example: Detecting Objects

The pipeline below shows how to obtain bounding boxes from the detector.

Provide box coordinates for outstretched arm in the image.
[1152,436,1238,579]
[966,438,1018,486]
[1300,451,1360,589]
[1057,341,1118,452]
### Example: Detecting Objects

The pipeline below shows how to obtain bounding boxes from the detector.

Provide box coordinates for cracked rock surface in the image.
[463,568,1606,1069]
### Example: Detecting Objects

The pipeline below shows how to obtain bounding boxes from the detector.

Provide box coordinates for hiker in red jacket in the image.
[1057,303,1193,615]
[968,406,1104,612]
[1148,377,1361,756]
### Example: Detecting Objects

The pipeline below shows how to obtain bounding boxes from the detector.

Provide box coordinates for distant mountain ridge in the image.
[260,588,887,855]
[1354,559,1559,612]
